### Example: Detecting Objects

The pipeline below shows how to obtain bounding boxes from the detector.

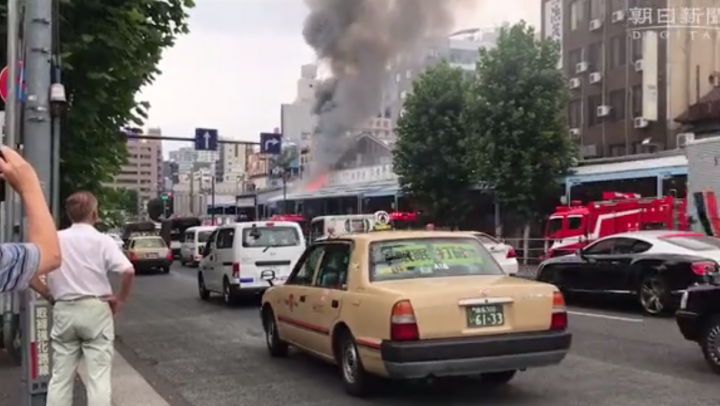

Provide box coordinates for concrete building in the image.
[216,142,251,183]
[168,146,218,174]
[281,63,319,150]
[106,128,163,212]
[541,0,720,158]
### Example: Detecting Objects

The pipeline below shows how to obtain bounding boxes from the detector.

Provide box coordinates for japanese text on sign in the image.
[373,243,483,276]
[629,7,720,25]
[34,305,51,378]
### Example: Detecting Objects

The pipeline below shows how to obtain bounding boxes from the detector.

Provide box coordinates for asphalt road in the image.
[112,263,720,406]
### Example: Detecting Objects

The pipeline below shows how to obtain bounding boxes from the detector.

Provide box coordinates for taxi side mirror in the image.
[260,270,276,286]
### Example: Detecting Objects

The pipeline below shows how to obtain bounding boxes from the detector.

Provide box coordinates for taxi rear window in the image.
[368,237,504,282]
[133,238,166,249]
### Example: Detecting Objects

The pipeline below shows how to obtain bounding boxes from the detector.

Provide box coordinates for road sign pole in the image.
[20,0,55,403]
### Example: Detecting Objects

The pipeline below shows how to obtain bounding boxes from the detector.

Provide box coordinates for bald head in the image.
[65,191,98,224]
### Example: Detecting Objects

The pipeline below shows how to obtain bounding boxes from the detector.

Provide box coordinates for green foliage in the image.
[393,62,476,226]
[466,21,576,221]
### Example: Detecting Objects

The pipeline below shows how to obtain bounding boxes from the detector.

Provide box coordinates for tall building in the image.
[542,0,719,158]
[216,142,251,183]
[168,146,218,174]
[281,63,319,151]
[106,128,163,210]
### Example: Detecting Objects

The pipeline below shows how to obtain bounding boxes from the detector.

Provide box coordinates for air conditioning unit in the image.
[569,128,581,137]
[634,59,643,72]
[612,10,625,23]
[677,132,695,148]
[633,117,649,128]
[576,61,589,74]
[590,19,603,31]
[597,105,611,117]
[569,78,581,89]
[589,72,602,84]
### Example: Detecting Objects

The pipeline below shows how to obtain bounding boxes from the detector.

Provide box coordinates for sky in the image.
[139,0,541,158]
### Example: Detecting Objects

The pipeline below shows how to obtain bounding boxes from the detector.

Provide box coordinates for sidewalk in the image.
[0,352,86,406]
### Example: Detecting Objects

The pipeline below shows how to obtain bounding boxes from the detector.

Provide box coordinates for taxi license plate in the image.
[146,253,158,259]
[466,304,504,327]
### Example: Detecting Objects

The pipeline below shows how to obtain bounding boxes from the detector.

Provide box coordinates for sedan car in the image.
[675,281,720,374]
[471,232,518,275]
[125,236,173,274]
[259,231,571,397]
[535,230,720,315]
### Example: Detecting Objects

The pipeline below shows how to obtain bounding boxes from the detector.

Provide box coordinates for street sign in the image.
[0,62,25,102]
[374,211,390,225]
[260,132,282,155]
[194,128,218,151]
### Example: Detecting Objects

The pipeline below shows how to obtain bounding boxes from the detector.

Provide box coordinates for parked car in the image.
[535,230,720,315]
[260,230,571,397]
[675,281,720,374]
[470,232,518,275]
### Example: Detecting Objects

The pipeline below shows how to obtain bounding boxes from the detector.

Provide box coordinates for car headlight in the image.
[680,290,689,309]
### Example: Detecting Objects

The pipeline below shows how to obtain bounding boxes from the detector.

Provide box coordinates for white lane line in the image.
[567,310,643,323]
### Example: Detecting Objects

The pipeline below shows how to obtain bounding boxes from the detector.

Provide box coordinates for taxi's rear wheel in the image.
[339,333,371,397]
[700,315,720,374]
[262,307,288,357]
[480,370,516,384]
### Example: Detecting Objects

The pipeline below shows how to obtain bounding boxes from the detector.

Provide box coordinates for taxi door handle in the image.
[299,295,306,302]
[331,300,339,308]
[610,261,620,265]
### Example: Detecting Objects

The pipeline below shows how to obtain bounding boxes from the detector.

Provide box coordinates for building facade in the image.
[106,129,163,211]
[168,146,218,174]
[216,142,251,183]
[542,0,719,158]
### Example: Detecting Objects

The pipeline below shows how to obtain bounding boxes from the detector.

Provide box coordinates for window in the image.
[216,228,235,249]
[243,226,300,248]
[288,246,324,285]
[368,237,504,282]
[587,42,603,70]
[547,218,563,236]
[583,238,615,255]
[132,237,166,249]
[589,0,605,20]
[631,85,642,117]
[568,216,583,230]
[183,231,193,243]
[315,243,351,289]
[613,238,652,254]
[631,35,642,61]
[406,69,412,78]
[609,89,626,120]
[587,95,602,126]
[570,0,586,30]
[610,35,626,67]
[400,91,407,100]
[569,99,583,128]
[395,73,401,83]
[568,49,583,76]
[660,236,720,251]
[197,231,213,243]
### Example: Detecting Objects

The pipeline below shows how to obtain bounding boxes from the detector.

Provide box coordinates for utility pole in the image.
[189,171,195,215]
[210,175,216,223]
[20,0,55,404]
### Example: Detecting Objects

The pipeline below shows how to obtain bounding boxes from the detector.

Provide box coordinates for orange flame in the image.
[306,174,327,192]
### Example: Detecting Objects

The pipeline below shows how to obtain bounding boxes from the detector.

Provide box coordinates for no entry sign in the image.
[0,62,25,102]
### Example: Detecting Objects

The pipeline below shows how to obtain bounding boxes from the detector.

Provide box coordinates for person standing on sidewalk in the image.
[0,145,61,292]
[38,191,135,406]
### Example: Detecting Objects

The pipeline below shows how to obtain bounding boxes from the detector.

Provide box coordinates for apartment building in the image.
[542,0,720,158]
[168,146,218,174]
[106,129,163,206]
[216,142,251,183]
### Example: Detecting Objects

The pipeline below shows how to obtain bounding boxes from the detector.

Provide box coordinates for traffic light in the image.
[161,193,174,218]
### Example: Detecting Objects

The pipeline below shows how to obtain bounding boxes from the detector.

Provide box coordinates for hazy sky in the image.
[139,0,541,157]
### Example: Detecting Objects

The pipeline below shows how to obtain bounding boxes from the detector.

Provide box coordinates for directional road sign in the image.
[260,132,282,155]
[0,62,25,102]
[194,128,218,151]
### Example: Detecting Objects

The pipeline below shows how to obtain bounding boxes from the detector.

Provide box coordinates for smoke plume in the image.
[302,0,474,178]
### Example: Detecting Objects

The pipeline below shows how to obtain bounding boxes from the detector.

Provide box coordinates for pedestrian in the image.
[0,145,61,293]
[37,191,135,406]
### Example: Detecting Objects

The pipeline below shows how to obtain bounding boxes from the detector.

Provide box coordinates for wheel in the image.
[637,272,670,315]
[480,370,517,384]
[263,307,288,357]
[700,315,720,374]
[198,273,210,301]
[222,278,239,306]
[338,332,372,397]
[180,259,187,266]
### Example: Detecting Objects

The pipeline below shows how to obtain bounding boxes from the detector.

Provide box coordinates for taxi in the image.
[259,230,572,397]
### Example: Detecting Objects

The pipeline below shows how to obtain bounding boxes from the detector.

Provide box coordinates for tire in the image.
[263,308,288,357]
[223,278,239,306]
[198,273,210,301]
[700,315,720,374]
[637,272,671,316]
[338,332,372,397]
[480,370,517,384]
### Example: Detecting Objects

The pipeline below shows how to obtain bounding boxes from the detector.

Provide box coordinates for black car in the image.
[535,231,719,315]
[675,282,720,374]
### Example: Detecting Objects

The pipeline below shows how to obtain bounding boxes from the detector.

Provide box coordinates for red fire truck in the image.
[544,191,689,257]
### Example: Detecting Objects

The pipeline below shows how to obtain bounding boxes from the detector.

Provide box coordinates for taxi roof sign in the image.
[374,211,390,225]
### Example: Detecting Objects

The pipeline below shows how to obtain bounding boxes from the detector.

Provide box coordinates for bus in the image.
[161,217,202,258]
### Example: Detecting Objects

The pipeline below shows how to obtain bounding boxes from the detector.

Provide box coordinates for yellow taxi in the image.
[259,231,571,397]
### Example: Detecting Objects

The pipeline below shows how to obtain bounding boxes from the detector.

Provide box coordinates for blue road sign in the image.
[194,128,218,151]
[260,132,282,154]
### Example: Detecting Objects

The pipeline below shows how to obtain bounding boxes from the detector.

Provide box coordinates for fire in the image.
[306,174,327,192]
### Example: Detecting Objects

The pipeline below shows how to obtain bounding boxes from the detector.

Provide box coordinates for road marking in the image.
[567,310,643,323]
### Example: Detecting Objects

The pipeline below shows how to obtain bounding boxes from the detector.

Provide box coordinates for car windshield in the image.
[134,238,166,249]
[369,237,504,282]
[660,235,720,251]
[197,231,213,243]
[242,227,300,248]
[547,218,563,235]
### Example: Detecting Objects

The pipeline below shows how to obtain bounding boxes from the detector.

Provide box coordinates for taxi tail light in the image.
[232,263,240,279]
[129,252,138,261]
[506,248,517,259]
[165,250,173,260]
[691,261,716,276]
[550,291,567,330]
[390,300,419,341]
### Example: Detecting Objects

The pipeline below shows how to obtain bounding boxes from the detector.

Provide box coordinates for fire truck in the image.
[544,191,689,257]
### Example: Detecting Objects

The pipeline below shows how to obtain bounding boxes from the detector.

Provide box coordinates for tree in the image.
[393,62,476,227]
[466,21,576,238]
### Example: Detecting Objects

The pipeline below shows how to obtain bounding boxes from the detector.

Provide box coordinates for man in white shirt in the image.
[36,191,135,406]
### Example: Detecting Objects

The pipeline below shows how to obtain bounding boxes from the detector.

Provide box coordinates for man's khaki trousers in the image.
[46,298,114,406]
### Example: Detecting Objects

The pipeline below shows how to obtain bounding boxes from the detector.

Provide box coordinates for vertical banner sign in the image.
[543,0,564,70]
[642,31,658,121]
[26,299,52,392]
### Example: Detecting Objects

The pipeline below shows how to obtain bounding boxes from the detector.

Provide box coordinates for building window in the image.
[400,91,407,100]
[631,35,642,61]
[587,41,604,71]
[609,143,627,156]
[609,89,626,120]
[589,0,605,20]
[395,73,401,83]
[587,95,602,126]
[569,99,583,128]
[610,35,626,67]
[568,48,584,76]
[406,69,412,78]
[631,85,643,117]
[570,0,586,31]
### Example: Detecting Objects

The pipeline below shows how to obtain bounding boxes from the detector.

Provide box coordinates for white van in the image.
[180,226,217,266]
[197,221,306,305]
[309,214,375,242]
